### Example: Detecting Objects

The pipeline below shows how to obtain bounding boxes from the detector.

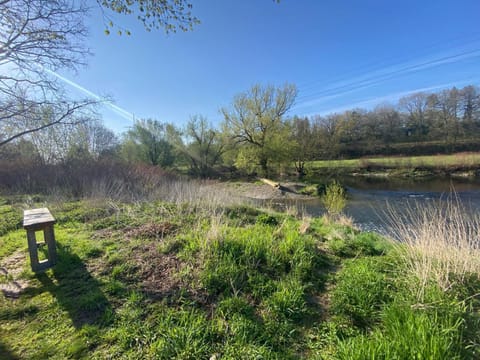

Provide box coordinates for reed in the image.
[387,194,480,301]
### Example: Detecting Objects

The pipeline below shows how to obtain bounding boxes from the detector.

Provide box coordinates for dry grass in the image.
[387,194,480,300]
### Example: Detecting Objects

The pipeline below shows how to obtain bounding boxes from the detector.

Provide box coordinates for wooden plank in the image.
[23,208,55,229]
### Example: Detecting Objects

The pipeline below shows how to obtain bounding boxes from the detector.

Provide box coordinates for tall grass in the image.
[387,194,480,301]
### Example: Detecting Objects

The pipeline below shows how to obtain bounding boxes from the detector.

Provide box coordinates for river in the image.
[270,176,480,235]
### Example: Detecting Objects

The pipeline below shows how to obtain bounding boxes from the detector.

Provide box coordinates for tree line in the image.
[2,83,479,179]
[3,1,479,180]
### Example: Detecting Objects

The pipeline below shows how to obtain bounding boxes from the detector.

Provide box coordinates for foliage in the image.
[122,119,175,167]
[99,0,200,34]
[322,181,347,217]
[387,194,480,301]
[175,115,227,178]
[222,83,298,175]
[289,116,318,176]
[299,85,480,160]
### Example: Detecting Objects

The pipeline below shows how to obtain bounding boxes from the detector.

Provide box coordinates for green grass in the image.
[0,195,478,359]
[308,151,480,170]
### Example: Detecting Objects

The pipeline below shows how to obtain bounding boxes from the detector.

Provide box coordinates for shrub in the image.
[322,181,347,216]
[256,213,279,226]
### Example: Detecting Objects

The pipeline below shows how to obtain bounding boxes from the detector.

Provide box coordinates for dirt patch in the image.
[131,243,210,307]
[0,251,30,299]
[126,222,177,239]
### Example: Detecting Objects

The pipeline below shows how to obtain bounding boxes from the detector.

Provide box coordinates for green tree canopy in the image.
[122,119,175,167]
[221,84,297,176]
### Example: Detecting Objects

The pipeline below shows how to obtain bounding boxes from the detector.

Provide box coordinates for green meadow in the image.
[1,189,479,359]
[307,152,480,173]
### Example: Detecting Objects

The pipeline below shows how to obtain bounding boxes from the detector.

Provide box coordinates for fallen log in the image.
[260,178,280,189]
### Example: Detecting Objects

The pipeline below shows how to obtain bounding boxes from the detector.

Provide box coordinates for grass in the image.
[387,194,480,301]
[0,188,479,359]
[308,151,480,171]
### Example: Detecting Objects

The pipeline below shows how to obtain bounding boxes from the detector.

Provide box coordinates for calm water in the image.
[269,176,480,234]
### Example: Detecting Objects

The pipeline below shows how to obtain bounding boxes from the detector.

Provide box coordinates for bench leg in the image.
[44,225,57,266]
[27,230,41,272]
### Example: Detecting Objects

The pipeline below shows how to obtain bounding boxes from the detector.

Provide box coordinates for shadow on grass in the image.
[0,341,19,360]
[35,243,114,329]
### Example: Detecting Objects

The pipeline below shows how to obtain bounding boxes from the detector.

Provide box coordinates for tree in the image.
[0,0,96,147]
[181,116,226,178]
[0,0,201,148]
[64,119,119,161]
[98,0,200,34]
[428,88,463,150]
[122,119,175,167]
[460,85,480,132]
[372,104,403,153]
[221,84,297,176]
[398,92,431,141]
[311,114,345,159]
[290,116,316,177]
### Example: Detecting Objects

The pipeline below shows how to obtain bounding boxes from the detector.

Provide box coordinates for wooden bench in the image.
[23,208,57,272]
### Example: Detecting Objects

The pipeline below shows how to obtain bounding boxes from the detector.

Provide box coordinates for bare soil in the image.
[131,242,210,307]
[0,250,30,299]
[219,181,313,200]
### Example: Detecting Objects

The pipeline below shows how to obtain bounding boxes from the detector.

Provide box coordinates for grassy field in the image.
[0,191,479,359]
[308,152,480,170]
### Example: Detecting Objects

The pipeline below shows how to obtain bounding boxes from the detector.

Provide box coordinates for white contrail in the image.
[298,78,480,117]
[42,67,134,121]
[296,47,480,108]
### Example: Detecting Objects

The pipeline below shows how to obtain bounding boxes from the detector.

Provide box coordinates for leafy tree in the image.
[98,0,200,34]
[221,84,297,176]
[122,119,175,167]
[181,116,226,178]
[289,116,316,176]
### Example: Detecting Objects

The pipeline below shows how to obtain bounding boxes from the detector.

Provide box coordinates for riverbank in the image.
[306,152,480,179]
[216,181,315,200]
[0,189,479,358]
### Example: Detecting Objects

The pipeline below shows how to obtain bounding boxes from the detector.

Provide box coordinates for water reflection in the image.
[271,176,480,235]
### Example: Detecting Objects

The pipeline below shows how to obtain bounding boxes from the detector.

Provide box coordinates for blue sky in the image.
[58,0,480,133]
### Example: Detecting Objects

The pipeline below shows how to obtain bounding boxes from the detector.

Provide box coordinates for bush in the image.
[322,181,347,216]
